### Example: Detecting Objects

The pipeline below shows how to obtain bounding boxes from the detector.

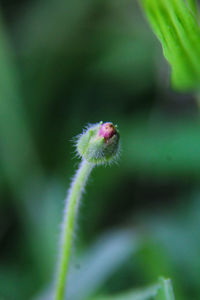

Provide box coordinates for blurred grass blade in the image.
[156,278,175,300]
[186,0,198,16]
[67,229,139,300]
[0,11,52,284]
[90,284,159,300]
[34,229,139,300]
[0,12,41,194]
[140,0,200,91]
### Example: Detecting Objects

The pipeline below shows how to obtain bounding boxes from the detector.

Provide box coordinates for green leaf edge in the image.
[140,0,200,91]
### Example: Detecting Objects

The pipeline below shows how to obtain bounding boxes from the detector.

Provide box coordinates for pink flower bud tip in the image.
[98,122,117,141]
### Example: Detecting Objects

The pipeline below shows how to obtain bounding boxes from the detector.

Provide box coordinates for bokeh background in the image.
[1,0,200,299]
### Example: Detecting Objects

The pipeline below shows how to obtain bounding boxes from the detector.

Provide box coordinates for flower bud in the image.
[77,122,120,164]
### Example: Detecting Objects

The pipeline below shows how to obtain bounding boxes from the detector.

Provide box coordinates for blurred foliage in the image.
[91,284,159,300]
[0,0,200,299]
[140,0,200,91]
[155,278,175,300]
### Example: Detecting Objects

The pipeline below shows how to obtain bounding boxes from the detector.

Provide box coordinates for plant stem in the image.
[54,159,94,300]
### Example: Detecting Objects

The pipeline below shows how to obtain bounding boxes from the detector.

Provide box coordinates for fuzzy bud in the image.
[77,122,120,164]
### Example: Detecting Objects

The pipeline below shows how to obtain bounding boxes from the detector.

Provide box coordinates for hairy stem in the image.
[54,159,94,300]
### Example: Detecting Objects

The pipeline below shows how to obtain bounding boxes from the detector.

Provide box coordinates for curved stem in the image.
[54,159,94,300]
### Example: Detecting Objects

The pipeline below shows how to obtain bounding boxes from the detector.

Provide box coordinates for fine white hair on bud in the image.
[54,121,120,299]
[76,121,120,164]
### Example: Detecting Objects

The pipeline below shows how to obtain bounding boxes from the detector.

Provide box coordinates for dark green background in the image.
[0,0,200,299]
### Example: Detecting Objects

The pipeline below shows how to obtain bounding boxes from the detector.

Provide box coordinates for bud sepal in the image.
[76,122,120,165]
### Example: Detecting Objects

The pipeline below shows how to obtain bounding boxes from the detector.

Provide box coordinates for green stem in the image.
[54,159,94,300]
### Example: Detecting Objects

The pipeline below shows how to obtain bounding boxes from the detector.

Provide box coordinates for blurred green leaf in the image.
[140,0,200,91]
[15,0,99,116]
[91,284,159,300]
[0,11,42,196]
[186,0,198,16]
[67,229,139,300]
[122,118,200,178]
[34,229,139,300]
[0,264,33,300]
[155,278,175,300]
[1,0,200,298]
